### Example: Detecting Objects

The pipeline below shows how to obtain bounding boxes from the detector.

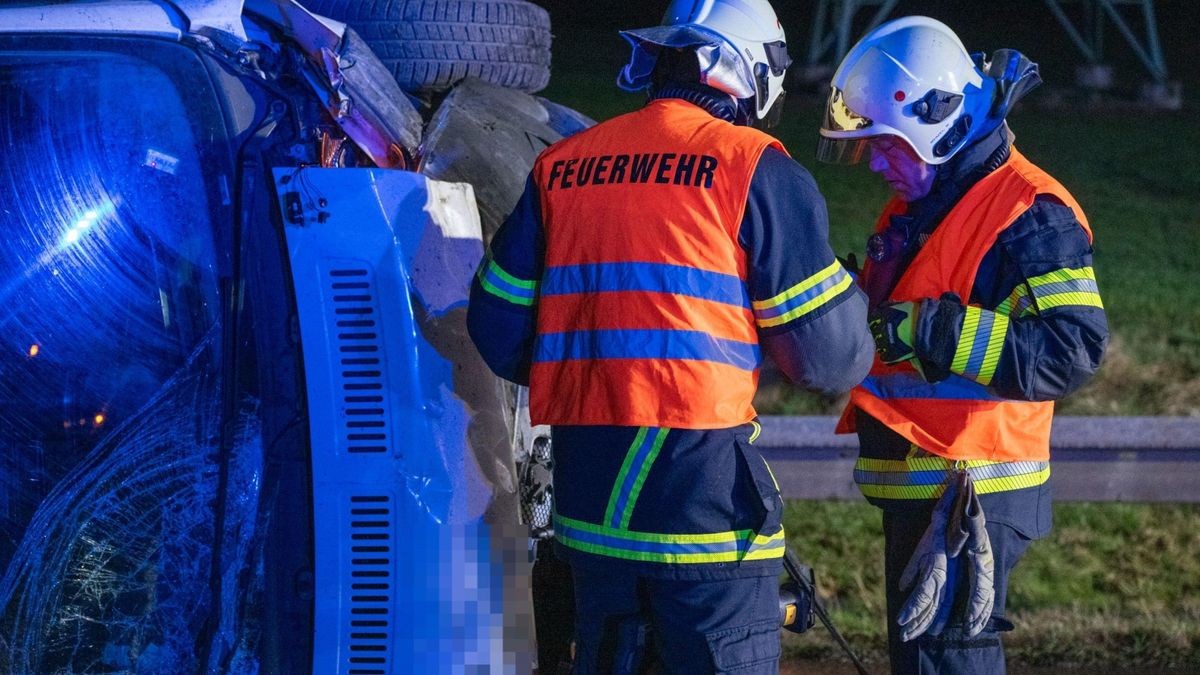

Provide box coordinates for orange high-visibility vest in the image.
[529,99,785,428]
[838,148,1092,461]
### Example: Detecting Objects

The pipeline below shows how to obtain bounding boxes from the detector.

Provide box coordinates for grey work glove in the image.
[897,475,960,642]
[956,478,995,637]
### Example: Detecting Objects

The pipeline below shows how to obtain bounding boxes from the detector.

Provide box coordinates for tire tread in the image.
[305,0,552,93]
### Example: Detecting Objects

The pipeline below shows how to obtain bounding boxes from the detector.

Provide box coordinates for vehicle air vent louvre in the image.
[347,494,393,673]
[330,268,388,455]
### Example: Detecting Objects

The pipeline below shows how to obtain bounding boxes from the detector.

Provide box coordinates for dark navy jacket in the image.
[468,94,873,577]
[859,124,1110,538]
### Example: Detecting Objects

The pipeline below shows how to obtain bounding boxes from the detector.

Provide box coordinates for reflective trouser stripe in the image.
[604,427,670,530]
[749,419,762,444]
[554,514,786,564]
[854,456,1051,500]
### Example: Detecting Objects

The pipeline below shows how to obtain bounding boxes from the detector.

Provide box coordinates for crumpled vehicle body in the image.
[0,1,564,671]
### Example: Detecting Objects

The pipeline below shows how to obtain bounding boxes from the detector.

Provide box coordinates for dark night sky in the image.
[531,1,1200,95]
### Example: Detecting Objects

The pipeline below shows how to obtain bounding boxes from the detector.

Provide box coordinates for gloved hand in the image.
[956,478,995,637]
[897,475,958,642]
[868,301,918,364]
[837,252,861,279]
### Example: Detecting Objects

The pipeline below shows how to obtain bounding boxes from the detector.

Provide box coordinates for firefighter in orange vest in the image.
[468,1,874,671]
[818,17,1109,675]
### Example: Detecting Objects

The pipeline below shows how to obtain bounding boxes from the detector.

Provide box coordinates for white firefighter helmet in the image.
[817,16,997,165]
[618,0,792,122]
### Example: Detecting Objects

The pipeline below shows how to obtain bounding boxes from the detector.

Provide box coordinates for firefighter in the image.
[817,16,1109,674]
[468,0,873,671]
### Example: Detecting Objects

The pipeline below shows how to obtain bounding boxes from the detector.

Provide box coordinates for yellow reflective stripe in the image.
[753,260,841,311]
[553,514,786,564]
[951,306,1009,385]
[856,471,1052,500]
[996,283,1037,318]
[1027,266,1096,286]
[977,312,1008,385]
[1027,267,1104,311]
[857,483,950,500]
[742,529,788,561]
[557,514,745,543]
[952,306,982,373]
[603,427,649,528]
[749,420,762,444]
[476,254,539,307]
[974,466,1051,494]
[854,456,1051,500]
[1036,291,1105,311]
[762,456,780,491]
[855,457,1010,472]
[756,273,854,328]
[753,260,854,329]
[619,429,669,530]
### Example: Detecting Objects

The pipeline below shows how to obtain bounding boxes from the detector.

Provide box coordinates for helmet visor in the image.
[816,135,871,164]
[816,86,875,164]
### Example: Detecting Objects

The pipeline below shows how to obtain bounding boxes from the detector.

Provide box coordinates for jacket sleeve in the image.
[467,176,544,385]
[914,197,1109,400]
[740,147,874,396]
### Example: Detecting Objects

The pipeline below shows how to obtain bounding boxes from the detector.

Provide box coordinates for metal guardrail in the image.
[757,416,1200,503]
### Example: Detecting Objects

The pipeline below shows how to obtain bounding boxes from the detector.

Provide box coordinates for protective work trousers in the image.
[569,559,782,674]
[882,506,1033,675]
[550,424,786,674]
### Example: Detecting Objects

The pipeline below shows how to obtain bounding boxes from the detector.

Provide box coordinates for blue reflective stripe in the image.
[609,429,660,528]
[482,265,534,299]
[964,310,995,377]
[861,372,1004,402]
[1034,278,1099,297]
[854,456,1051,500]
[478,259,538,306]
[753,266,850,322]
[558,523,741,556]
[534,329,761,371]
[881,468,950,486]
[748,536,786,553]
[1013,293,1035,316]
[542,262,750,308]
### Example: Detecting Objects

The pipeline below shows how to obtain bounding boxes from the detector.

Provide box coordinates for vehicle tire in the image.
[305,0,552,94]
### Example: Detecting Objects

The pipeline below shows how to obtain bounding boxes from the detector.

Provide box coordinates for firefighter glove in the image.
[869,301,918,364]
[956,476,995,637]
[897,475,959,641]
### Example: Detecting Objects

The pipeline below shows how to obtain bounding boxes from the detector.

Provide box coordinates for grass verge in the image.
[781,500,1200,668]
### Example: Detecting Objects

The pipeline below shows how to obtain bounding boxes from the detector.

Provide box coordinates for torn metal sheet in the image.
[243,0,422,165]
[315,27,423,165]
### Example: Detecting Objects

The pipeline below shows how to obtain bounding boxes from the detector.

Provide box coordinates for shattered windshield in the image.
[0,38,251,671]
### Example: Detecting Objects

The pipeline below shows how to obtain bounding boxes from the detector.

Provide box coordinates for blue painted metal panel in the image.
[277,168,530,673]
